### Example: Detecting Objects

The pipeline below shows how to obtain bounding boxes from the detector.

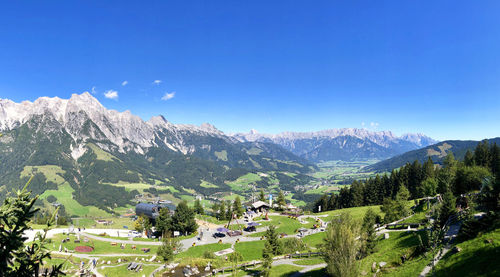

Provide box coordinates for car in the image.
[212,233,226,238]
[128,231,142,238]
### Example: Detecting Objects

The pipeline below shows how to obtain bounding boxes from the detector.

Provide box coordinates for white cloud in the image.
[161,91,175,101]
[361,122,366,127]
[370,122,379,129]
[121,80,128,86]
[91,86,97,94]
[153,80,162,85]
[104,90,119,100]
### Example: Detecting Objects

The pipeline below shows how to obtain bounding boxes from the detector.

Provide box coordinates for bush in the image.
[282,238,307,254]
[203,251,216,259]
[46,195,57,203]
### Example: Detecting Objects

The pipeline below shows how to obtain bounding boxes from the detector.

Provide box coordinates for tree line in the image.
[313,141,500,214]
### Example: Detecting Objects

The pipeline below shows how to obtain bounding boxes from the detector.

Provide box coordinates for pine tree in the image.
[233,196,244,218]
[0,179,64,276]
[156,207,172,236]
[490,143,500,178]
[171,201,198,235]
[277,190,286,210]
[360,208,377,257]
[219,201,226,220]
[225,200,233,220]
[464,150,475,166]
[264,225,283,255]
[474,140,490,167]
[157,236,181,263]
[439,188,456,227]
[194,199,204,215]
[261,242,273,277]
[259,189,266,202]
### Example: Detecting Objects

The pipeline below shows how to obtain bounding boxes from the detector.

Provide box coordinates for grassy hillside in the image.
[433,228,500,277]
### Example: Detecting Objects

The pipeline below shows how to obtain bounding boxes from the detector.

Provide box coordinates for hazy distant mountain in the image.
[364,138,500,173]
[232,129,437,162]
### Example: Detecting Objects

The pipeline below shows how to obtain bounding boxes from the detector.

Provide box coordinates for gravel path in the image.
[419,221,462,277]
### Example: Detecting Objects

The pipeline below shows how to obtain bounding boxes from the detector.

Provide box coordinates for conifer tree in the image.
[259,189,266,202]
[277,190,286,210]
[0,179,64,276]
[233,196,244,218]
[194,199,204,215]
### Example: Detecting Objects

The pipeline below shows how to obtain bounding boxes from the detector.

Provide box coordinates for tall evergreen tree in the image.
[277,190,286,210]
[464,150,475,166]
[259,189,266,202]
[490,143,500,178]
[360,208,377,257]
[233,196,244,218]
[474,140,490,168]
[170,201,198,235]
[194,199,204,215]
[264,225,283,255]
[155,207,172,236]
[439,188,456,227]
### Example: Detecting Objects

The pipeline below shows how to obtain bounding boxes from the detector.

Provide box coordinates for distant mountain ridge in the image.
[232,129,437,162]
[0,93,315,213]
[364,137,500,172]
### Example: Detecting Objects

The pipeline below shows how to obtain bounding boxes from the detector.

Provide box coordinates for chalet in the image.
[250,201,270,213]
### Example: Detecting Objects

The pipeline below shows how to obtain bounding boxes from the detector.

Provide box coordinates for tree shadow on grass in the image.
[433,246,500,277]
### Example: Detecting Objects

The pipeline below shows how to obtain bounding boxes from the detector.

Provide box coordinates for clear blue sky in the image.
[0,1,499,141]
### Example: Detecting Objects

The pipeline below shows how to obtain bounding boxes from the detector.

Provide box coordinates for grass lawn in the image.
[433,227,500,277]
[293,257,325,266]
[249,216,304,237]
[47,233,159,255]
[269,264,303,277]
[99,264,158,277]
[302,232,325,249]
[317,205,383,222]
[234,240,266,261]
[176,243,232,259]
[358,231,428,276]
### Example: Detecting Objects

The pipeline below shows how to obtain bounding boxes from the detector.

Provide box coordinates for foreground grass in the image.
[433,227,500,277]
[358,231,429,276]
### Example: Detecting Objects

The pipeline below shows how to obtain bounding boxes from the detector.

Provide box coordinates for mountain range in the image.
[0,92,437,214]
[232,129,436,162]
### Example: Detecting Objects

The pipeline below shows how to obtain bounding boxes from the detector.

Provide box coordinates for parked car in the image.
[128,231,142,238]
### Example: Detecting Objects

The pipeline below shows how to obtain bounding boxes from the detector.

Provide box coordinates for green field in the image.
[21,165,66,184]
[40,183,110,217]
[87,143,118,161]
